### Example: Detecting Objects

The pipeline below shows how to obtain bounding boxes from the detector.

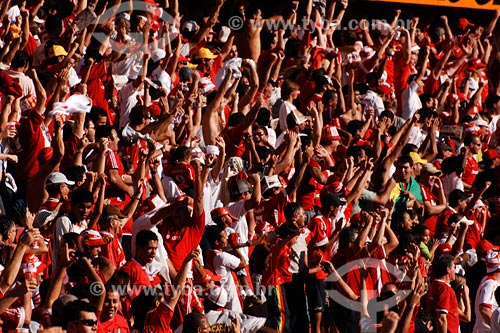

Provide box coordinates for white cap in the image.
[151,49,166,63]
[46,172,75,186]
[205,145,220,156]
[182,20,198,33]
[207,286,228,307]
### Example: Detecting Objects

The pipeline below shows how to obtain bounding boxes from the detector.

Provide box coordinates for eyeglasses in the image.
[75,319,98,327]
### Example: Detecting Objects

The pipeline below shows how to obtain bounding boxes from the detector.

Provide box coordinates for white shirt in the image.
[205,310,267,333]
[213,251,243,312]
[401,80,422,120]
[279,100,296,132]
[52,216,88,269]
[474,276,500,333]
[118,82,143,128]
[491,307,500,333]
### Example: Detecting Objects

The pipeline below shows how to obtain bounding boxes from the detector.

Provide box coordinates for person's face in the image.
[68,311,98,333]
[226,157,242,176]
[218,231,229,249]
[402,213,414,231]
[396,162,412,182]
[229,45,238,59]
[86,120,95,142]
[60,183,70,199]
[448,263,456,281]
[137,240,158,264]
[414,163,423,177]
[291,88,300,100]
[442,149,453,159]
[96,116,107,126]
[422,229,430,244]
[4,226,16,244]
[108,129,119,151]
[89,246,101,258]
[200,57,214,72]
[253,129,267,143]
[469,137,481,154]
[263,83,274,97]
[73,202,93,220]
[294,208,306,228]
[102,291,120,321]
[458,199,467,213]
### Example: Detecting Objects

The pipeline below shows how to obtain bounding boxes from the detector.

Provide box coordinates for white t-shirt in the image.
[227,201,249,261]
[213,251,243,313]
[474,276,500,332]
[279,100,296,132]
[491,307,500,333]
[118,82,143,129]
[401,80,422,120]
[52,216,88,269]
[205,310,267,333]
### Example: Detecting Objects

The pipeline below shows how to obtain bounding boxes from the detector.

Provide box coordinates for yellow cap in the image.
[48,45,68,59]
[197,47,217,60]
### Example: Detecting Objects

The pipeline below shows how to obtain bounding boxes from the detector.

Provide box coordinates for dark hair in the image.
[170,146,191,163]
[379,110,395,121]
[89,106,108,124]
[205,224,226,248]
[65,165,87,183]
[183,312,208,333]
[256,108,271,126]
[106,270,131,297]
[136,230,158,249]
[95,125,114,142]
[129,105,151,127]
[320,191,342,209]
[44,14,63,36]
[227,112,245,127]
[346,120,364,137]
[132,287,164,330]
[71,188,94,206]
[61,300,97,329]
[464,133,478,146]
[11,51,30,69]
[0,215,15,240]
[401,144,418,156]
[485,94,500,110]
[397,155,414,167]
[284,202,303,221]
[449,189,467,207]
[432,254,454,278]
[338,227,359,250]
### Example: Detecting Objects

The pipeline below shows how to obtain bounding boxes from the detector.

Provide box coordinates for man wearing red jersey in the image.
[426,254,464,333]
[121,230,163,298]
[461,134,481,191]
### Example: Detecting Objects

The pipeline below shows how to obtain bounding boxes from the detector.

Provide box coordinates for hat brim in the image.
[85,239,106,247]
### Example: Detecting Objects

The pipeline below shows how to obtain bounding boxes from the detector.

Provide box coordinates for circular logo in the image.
[228,16,244,31]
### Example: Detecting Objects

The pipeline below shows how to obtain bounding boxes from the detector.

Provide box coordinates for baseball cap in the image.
[48,45,67,58]
[207,285,228,307]
[321,125,341,142]
[486,251,500,273]
[151,48,166,63]
[422,163,442,175]
[237,179,253,194]
[477,240,500,255]
[81,229,106,247]
[102,204,126,220]
[197,47,218,60]
[46,172,75,186]
[409,152,427,165]
[211,207,238,221]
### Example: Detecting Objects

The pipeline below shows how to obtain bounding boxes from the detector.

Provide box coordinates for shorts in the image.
[306,278,326,313]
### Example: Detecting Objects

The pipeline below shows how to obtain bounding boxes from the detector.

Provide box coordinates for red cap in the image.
[436,243,452,256]
[211,207,237,221]
[321,125,341,142]
[483,150,500,161]
[458,18,474,29]
[477,240,500,255]
[81,229,106,247]
[466,58,486,70]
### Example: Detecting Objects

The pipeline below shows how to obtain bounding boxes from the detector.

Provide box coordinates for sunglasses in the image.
[76,319,98,327]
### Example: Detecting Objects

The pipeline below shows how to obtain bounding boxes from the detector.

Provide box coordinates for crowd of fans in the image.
[0,0,499,332]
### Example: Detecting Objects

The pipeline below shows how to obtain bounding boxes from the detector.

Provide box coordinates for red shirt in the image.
[120,259,162,298]
[98,313,129,333]
[262,243,293,286]
[143,302,174,333]
[160,211,205,271]
[105,150,127,199]
[254,190,289,229]
[427,279,459,333]
[60,131,80,173]
[297,158,322,211]
[421,184,439,238]
[435,208,455,240]
[15,109,45,182]
[81,61,115,124]
[163,161,195,191]
[462,155,479,186]
[222,123,246,158]
[100,231,126,269]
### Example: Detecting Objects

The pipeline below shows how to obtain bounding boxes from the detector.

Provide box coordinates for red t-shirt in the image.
[161,211,205,271]
[120,259,162,298]
[98,313,129,333]
[15,109,45,182]
[421,184,439,238]
[297,158,322,211]
[262,243,293,286]
[163,161,195,191]
[81,61,115,124]
[435,208,455,240]
[426,279,460,333]
[100,231,126,269]
[462,155,479,186]
[143,302,174,333]
[222,124,246,158]
[254,190,289,229]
